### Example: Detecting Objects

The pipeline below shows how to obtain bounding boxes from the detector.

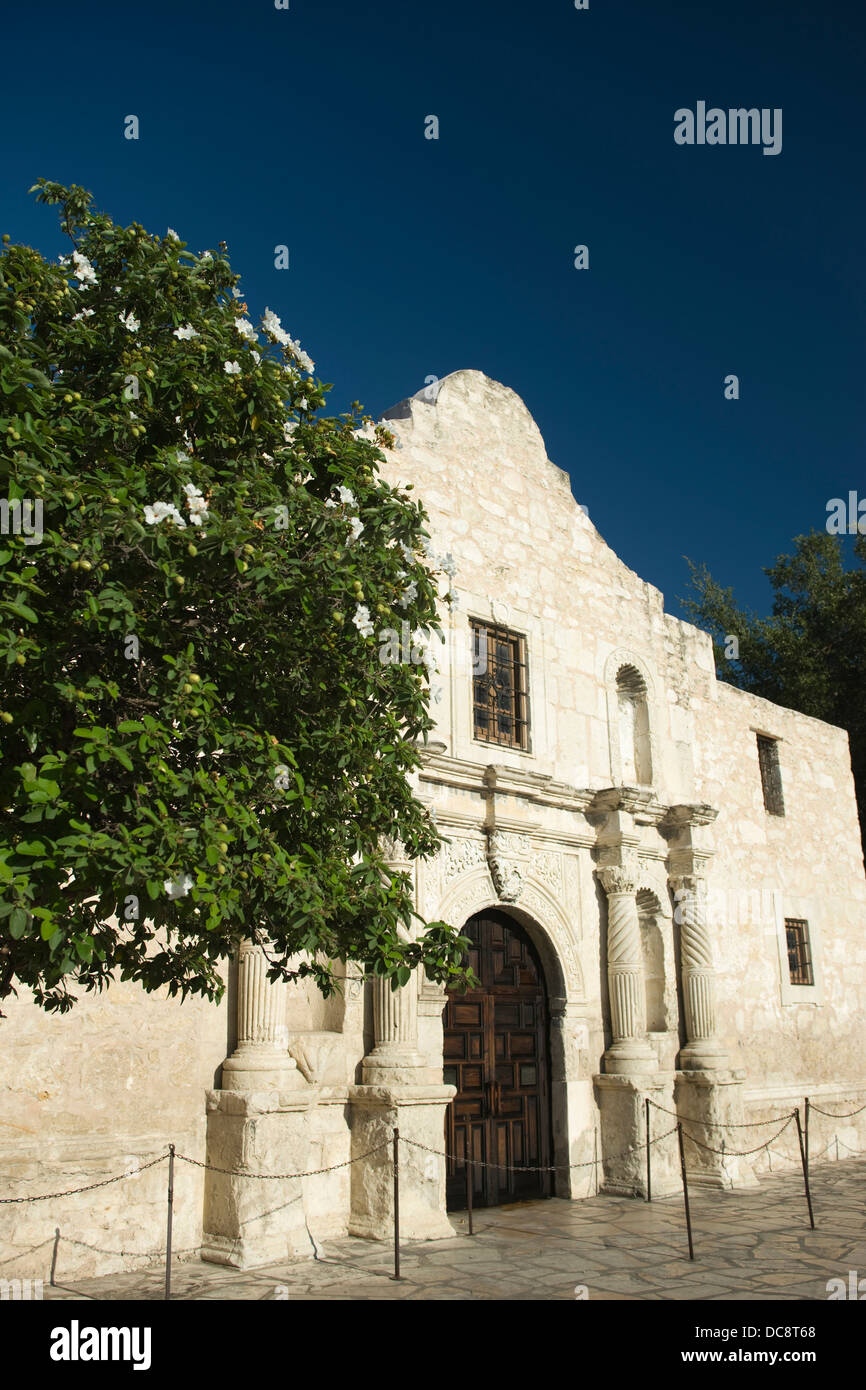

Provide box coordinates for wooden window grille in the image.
[757,734,785,816]
[785,918,814,986]
[470,621,530,750]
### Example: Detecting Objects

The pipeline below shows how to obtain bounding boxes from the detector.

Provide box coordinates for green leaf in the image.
[5,600,38,623]
[9,907,30,938]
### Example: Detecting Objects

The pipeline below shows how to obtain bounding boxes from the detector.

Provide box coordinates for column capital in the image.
[597,851,640,897]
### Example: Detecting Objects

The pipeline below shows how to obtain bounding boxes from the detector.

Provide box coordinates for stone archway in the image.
[443,908,554,1209]
[430,870,583,1201]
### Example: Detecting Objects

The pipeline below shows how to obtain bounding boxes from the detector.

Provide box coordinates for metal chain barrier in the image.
[648,1099,798,1130]
[399,1126,679,1173]
[808,1100,866,1119]
[0,1152,169,1204]
[678,1115,795,1158]
[173,1143,391,1180]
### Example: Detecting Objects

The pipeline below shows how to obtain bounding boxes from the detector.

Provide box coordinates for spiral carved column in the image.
[598,861,657,1075]
[670,875,728,1069]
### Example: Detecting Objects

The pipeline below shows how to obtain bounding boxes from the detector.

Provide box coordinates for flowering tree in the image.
[0,180,469,1014]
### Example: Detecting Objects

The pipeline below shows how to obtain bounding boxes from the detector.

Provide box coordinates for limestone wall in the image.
[0,974,226,1280]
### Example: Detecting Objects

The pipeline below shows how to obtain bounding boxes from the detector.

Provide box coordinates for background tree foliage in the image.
[0,180,470,1014]
[684,531,866,851]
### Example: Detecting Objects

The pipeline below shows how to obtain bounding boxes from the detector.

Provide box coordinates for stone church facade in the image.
[2,370,865,1276]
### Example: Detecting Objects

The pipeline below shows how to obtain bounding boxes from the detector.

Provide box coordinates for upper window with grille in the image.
[470,620,530,751]
[785,918,814,986]
[757,734,785,816]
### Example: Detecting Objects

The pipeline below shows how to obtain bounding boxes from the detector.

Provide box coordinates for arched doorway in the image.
[443,909,553,1209]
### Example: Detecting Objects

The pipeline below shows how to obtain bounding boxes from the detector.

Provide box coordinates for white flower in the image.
[274,764,291,790]
[144,501,186,528]
[324,499,337,510]
[353,604,374,638]
[173,323,198,340]
[348,515,364,543]
[166,228,180,241]
[224,360,241,375]
[176,449,190,463]
[251,350,261,364]
[262,307,290,346]
[298,397,308,410]
[399,542,415,565]
[72,308,95,322]
[296,348,314,374]
[231,288,242,299]
[234,317,257,342]
[119,310,140,333]
[71,251,97,287]
[199,250,212,261]
[336,486,357,508]
[164,873,193,899]
[398,580,418,609]
[183,482,209,525]
[283,420,295,441]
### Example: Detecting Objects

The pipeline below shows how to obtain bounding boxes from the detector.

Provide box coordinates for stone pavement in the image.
[42,1158,866,1302]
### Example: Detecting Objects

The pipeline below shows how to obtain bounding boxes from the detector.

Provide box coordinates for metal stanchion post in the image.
[804,1097,810,1185]
[391,1127,401,1281]
[50,1228,60,1287]
[165,1144,175,1301]
[466,1139,474,1237]
[677,1124,694,1261]
[645,1097,651,1203]
[794,1109,816,1230]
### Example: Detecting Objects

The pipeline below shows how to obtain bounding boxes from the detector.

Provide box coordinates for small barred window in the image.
[470,621,530,750]
[785,918,814,986]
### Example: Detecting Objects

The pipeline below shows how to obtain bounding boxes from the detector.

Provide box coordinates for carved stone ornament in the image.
[597,853,639,898]
[486,830,530,902]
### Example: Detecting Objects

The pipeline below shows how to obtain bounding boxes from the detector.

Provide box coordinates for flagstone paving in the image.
[40,1158,866,1301]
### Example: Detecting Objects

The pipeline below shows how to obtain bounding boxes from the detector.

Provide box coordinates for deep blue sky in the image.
[2,0,863,620]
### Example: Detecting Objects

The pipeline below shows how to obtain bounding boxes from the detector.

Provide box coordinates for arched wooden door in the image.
[443,910,552,1209]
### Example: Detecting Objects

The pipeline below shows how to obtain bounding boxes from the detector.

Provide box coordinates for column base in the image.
[201,1088,316,1270]
[594,1074,681,1197]
[603,1039,659,1078]
[361,1044,428,1087]
[678,1040,730,1072]
[675,1070,760,1189]
[221,1046,304,1093]
[347,1084,457,1242]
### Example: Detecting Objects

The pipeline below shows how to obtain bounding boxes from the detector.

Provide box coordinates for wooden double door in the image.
[443,910,552,1209]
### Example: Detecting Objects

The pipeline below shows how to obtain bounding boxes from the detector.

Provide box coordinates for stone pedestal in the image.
[674,1069,759,1189]
[201,1086,315,1268]
[347,1083,457,1241]
[594,1074,681,1197]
